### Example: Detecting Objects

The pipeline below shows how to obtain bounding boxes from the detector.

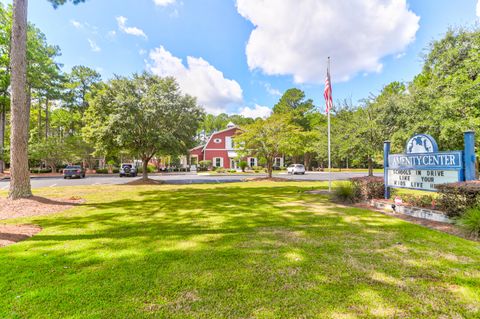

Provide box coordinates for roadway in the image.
[0,172,381,189]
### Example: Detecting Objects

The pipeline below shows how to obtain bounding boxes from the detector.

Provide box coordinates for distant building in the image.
[189,122,284,169]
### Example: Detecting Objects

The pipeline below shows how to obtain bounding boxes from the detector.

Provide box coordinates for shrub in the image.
[228,169,236,173]
[252,166,263,171]
[436,181,480,218]
[112,168,119,174]
[96,168,109,174]
[137,165,156,174]
[350,176,384,201]
[199,160,211,170]
[216,167,226,173]
[254,170,260,173]
[30,168,52,174]
[333,181,356,203]
[239,161,248,172]
[400,194,436,209]
[458,206,480,238]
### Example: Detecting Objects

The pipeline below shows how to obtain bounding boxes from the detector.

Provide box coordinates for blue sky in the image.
[3,0,479,116]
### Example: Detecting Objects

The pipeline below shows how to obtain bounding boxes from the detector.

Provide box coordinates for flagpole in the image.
[327,57,332,192]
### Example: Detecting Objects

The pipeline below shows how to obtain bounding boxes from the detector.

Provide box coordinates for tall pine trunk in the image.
[45,97,49,139]
[0,98,5,174]
[9,0,32,199]
[368,156,373,177]
[38,98,41,140]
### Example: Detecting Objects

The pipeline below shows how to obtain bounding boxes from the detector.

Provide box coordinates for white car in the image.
[287,164,305,175]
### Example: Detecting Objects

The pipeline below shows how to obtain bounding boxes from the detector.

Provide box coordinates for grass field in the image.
[1,182,479,318]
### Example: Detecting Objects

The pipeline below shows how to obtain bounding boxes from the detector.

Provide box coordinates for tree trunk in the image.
[267,159,273,178]
[368,156,373,177]
[304,153,311,171]
[45,97,49,139]
[9,0,31,199]
[37,98,41,141]
[142,159,148,180]
[0,98,5,174]
[47,161,56,173]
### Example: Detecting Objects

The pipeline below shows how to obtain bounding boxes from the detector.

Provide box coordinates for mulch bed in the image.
[354,202,478,242]
[124,178,165,186]
[242,177,291,182]
[304,190,331,195]
[0,196,85,248]
[0,196,85,220]
[0,224,42,247]
[304,189,477,242]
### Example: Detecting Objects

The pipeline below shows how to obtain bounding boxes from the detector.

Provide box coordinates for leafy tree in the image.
[0,4,10,173]
[47,0,85,7]
[273,88,315,129]
[236,114,301,178]
[65,65,101,115]
[198,113,254,137]
[272,88,317,167]
[29,136,76,172]
[83,73,204,180]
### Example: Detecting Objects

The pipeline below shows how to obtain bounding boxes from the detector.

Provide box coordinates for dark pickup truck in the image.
[63,165,86,179]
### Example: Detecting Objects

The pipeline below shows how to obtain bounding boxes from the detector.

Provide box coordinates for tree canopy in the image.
[83,73,204,180]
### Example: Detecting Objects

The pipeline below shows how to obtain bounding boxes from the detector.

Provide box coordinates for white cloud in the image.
[70,19,83,29]
[263,82,281,96]
[477,0,480,17]
[139,49,147,56]
[107,30,116,40]
[88,39,101,52]
[236,0,420,83]
[116,16,148,39]
[154,0,176,6]
[239,104,271,118]
[148,46,243,114]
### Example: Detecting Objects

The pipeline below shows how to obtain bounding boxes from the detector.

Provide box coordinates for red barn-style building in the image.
[189,122,284,170]
[189,122,249,169]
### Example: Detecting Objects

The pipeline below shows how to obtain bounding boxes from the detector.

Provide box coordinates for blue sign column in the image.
[383,140,391,199]
[464,130,476,181]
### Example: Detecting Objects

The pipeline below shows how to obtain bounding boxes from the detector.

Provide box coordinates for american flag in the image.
[324,67,333,114]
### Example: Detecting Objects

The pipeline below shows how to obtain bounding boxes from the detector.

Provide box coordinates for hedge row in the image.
[436,181,480,218]
[349,176,384,201]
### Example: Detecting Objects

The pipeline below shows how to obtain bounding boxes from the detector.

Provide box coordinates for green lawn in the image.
[1,182,479,318]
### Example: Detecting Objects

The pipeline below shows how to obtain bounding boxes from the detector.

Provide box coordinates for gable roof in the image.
[190,144,205,152]
[202,126,240,151]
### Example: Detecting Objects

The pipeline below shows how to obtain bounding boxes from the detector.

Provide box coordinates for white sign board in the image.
[387,169,459,191]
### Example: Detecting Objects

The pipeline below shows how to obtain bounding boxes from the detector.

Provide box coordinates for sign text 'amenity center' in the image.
[383,132,476,198]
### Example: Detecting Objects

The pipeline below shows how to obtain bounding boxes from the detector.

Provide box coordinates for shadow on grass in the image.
[0,184,479,318]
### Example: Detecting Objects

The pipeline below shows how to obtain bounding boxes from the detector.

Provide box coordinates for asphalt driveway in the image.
[0,172,381,189]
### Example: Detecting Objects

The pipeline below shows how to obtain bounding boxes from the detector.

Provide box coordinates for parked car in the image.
[287,164,306,175]
[119,163,138,177]
[63,165,86,179]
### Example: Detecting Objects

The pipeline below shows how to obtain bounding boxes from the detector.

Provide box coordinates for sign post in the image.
[464,130,476,181]
[384,132,476,198]
[383,140,391,199]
